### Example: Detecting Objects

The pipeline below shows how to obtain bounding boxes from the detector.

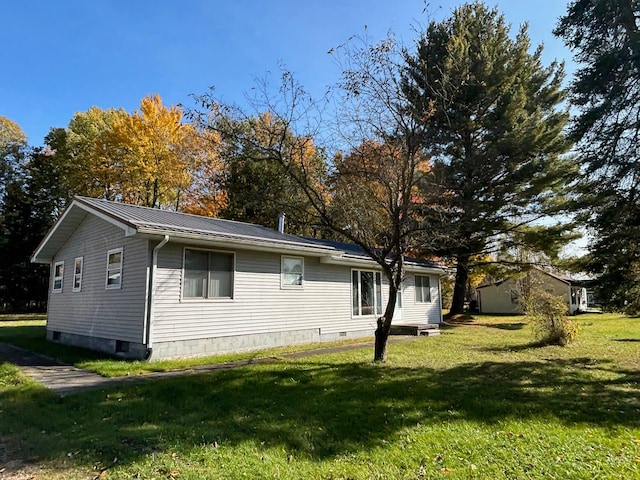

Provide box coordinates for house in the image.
[476,267,588,315]
[31,196,443,359]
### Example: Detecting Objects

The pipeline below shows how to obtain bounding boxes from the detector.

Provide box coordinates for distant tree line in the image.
[2,1,638,340]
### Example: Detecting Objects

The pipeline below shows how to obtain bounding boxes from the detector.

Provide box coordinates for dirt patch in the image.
[0,441,42,480]
[0,463,46,480]
[443,313,475,324]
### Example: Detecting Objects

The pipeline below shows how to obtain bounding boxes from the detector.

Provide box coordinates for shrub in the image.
[523,287,578,346]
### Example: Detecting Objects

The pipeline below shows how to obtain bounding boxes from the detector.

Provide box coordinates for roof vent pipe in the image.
[278,212,286,234]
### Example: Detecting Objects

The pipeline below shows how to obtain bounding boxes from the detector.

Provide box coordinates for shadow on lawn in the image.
[0,324,114,364]
[475,322,527,331]
[2,356,639,469]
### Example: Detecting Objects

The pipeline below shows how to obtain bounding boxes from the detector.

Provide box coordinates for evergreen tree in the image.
[0,174,50,312]
[0,129,74,312]
[555,0,640,314]
[403,2,575,314]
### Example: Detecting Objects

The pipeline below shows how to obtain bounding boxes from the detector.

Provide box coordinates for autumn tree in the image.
[555,0,640,314]
[179,128,227,217]
[403,2,576,315]
[64,106,129,200]
[112,94,202,209]
[0,116,28,201]
[42,95,223,212]
[195,34,439,361]
[217,112,325,235]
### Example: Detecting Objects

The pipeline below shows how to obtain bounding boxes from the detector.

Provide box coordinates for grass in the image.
[0,316,379,377]
[1,313,639,479]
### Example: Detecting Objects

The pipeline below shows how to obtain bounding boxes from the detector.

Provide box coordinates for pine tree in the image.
[555,0,640,314]
[403,1,575,315]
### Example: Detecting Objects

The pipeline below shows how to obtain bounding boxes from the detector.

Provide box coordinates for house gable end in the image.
[31,200,136,264]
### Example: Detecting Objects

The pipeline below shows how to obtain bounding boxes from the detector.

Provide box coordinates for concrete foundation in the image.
[46,327,376,360]
[46,329,147,359]
[150,327,375,360]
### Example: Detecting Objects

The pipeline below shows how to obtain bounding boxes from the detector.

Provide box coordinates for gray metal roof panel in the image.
[302,237,441,269]
[75,196,333,249]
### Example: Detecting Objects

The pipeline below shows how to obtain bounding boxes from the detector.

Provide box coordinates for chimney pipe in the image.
[278,212,286,234]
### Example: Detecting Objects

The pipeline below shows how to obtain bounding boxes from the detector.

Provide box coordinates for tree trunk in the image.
[374,282,398,362]
[449,254,470,315]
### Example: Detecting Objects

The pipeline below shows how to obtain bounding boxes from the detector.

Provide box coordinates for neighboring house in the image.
[31,196,443,359]
[476,267,588,315]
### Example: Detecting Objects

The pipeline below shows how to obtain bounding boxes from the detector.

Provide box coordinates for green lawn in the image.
[1,313,639,479]
[0,317,379,377]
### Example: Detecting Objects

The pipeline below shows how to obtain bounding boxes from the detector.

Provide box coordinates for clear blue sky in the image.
[1,1,573,147]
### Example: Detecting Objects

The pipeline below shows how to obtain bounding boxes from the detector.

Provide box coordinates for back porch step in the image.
[390,323,441,336]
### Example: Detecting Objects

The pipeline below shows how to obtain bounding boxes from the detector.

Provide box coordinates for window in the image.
[183,248,234,299]
[53,261,64,292]
[281,256,303,288]
[415,275,431,303]
[352,270,382,316]
[73,257,83,292]
[106,248,123,289]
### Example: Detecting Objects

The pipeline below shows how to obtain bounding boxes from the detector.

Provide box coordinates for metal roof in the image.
[32,197,337,263]
[304,237,441,269]
[31,197,443,275]
[75,196,325,247]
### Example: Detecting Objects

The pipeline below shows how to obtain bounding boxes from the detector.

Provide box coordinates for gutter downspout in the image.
[438,274,444,324]
[145,235,169,359]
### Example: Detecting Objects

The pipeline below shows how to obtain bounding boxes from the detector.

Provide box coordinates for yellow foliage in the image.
[468,254,493,288]
[63,95,224,212]
[66,107,129,200]
[0,116,27,148]
[105,94,222,210]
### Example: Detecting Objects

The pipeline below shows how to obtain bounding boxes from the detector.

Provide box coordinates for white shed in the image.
[476,267,588,315]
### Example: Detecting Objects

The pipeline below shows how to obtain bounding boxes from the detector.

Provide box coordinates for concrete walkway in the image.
[0,336,419,397]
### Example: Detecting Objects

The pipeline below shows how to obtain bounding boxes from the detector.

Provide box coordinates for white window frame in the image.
[182,247,235,301]
[72,256,83,292]
[53,261,64,293]
[415,274,432,303]
[351,269,383,317]
[281,255,304,289]
[105,247,123,290]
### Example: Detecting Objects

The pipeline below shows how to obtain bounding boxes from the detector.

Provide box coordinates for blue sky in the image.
[1,1,573,146]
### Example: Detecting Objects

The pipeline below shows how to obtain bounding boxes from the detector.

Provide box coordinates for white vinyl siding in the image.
[153,246,372,341]
[153,248,442,344]
[53,261,64,292]
[46,215,148,343]
[478,270,575,315]
[183,248,234,299]
[392,273,441,326]
[281,256,303,288]
[106,248,123,289]
[72,257,83,292]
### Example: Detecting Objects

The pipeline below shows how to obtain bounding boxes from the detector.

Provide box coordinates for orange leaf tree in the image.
[196,35,441,361]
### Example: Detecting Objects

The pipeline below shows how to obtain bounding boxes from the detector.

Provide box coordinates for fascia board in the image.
[74,201,137,235]
[31,201,79,263]
[136,230,337,257]
[320,254,444,275]
[31,200,137,263]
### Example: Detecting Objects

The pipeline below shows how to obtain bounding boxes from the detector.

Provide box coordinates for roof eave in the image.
[320,254,443,274]
[31,199,137,264]
[136,229,337,256]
